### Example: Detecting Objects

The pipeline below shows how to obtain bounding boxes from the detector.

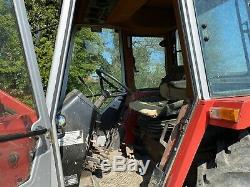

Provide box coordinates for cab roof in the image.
[73,0,176,35]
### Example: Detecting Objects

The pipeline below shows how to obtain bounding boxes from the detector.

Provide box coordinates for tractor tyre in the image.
[196,130,250,187]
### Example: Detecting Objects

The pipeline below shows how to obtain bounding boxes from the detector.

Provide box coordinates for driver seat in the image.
[129,80,186,118]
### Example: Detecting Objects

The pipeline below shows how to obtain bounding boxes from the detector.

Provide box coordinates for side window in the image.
[132,37,166,89]
[69,28,122,99]
[195,0,250,96]
[0,0,39,186]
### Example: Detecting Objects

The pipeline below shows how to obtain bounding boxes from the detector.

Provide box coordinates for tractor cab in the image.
[1,0,250,187]
[47,0,250,186]
[50,1,194,186]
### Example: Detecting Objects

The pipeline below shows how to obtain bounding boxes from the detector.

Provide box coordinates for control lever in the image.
[78,76,95,101]
[94,90,110,108]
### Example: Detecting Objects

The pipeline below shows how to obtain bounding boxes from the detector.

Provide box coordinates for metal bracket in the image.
[160,120,176,148]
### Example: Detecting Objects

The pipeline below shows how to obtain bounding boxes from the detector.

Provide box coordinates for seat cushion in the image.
[129,101,164,118]
[129,100,184,118]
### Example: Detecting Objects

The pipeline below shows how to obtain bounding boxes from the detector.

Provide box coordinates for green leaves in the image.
[0,0,35,107]
[68,28,105,94]
[25,0,59,90]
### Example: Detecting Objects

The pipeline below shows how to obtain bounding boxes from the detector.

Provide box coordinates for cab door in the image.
[0,0,62,186]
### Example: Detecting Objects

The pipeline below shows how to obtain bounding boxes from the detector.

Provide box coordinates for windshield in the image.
[194,0,250,97]
[69,28,122,102]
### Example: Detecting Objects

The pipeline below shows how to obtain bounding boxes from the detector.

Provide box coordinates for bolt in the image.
[204,36,209,42]
[201,24,207,29]
[8,153,19,168]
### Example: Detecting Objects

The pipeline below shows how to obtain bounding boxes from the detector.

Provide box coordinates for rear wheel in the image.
[197,130,250,187]
[185,127,250,187]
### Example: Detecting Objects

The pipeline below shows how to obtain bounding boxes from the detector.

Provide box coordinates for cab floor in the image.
[79,150,153,187]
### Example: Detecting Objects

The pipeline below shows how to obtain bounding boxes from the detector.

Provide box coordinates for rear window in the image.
[132,37,166,89]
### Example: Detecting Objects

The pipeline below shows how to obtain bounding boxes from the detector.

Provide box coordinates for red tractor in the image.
[1,0,250,186]
[0,90,37,186]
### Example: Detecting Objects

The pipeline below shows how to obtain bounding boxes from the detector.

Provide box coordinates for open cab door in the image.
[0,0,61,186]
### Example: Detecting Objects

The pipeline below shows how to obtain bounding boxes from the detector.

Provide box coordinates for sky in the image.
[196,0,250,77]
[99,29,165,65]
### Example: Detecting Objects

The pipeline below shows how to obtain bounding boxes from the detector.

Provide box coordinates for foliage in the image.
[0,0,35,106]
[68,27,121,96]
[68,28,105,95]
[132,37,166,89]
[25,1,106,97]
[101,32,122,81]
[0,0,166,109]
[25,0,60,90]
[0,0,60,107]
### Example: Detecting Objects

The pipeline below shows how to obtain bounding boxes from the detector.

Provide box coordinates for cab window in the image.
[132,37,166,89]
[69,28,122,99]
[195,0,250,97]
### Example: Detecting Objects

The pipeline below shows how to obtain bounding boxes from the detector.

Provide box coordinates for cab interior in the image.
[59,0,194,186]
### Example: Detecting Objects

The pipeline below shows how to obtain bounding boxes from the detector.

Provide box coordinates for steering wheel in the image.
[96,69,131,97]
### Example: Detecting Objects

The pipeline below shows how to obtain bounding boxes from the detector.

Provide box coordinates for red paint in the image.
[0,90,37,186]
[208,97,250,129]
[0,115,35,187]
[165,96,250,187]
[0,90,37,123]
[123,109,139,145]
[123,90,159,144]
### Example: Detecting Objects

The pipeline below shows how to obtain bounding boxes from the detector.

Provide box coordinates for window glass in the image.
[195,0,250,97]
[0,0,38,186]
[69,28,122,101]
[132,37,166,89]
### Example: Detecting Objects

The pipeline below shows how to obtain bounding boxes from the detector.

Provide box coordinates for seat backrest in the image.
[160,80,186,100]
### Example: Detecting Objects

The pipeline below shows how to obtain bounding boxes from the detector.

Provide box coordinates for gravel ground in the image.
[98,170,144,187]
[80,148,154,187]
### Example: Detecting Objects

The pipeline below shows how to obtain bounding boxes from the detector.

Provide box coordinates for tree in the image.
[0,0,35,106]
[101,31,122,81]
[132,37,166,89]
[25,2,106,96]
[67,28,105,95]
[0,1,105,106]
[25,0,60,90]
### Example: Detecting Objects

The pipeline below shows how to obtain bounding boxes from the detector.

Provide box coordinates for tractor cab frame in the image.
[1,0,250,187]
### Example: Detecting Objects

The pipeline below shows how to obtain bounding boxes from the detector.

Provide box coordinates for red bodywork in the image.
[0,90,37,187]
[123,90,159,144]
[166,96,250,187]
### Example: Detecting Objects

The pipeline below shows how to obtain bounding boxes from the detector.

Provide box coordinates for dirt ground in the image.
[98,170,144,187]
[79,150,153,187]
